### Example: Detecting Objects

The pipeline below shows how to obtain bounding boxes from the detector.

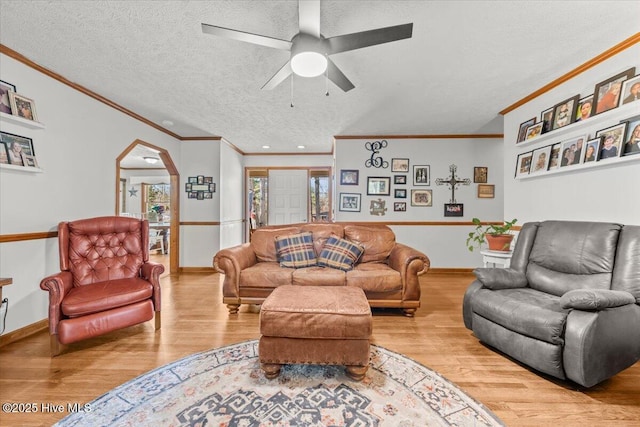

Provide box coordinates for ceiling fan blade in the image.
[201,23,292,51]
[261,61,293,90]
[326,23,413,54]
[298,0,321,37]
[327,59,355,92]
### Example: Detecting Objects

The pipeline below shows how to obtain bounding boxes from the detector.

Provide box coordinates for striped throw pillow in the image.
[317,235,364,271]
[275,232,317,268]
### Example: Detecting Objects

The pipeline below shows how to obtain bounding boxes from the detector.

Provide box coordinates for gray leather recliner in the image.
[463,220,640,387]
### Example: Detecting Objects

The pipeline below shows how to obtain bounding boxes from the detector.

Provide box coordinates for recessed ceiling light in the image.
[262,145,271,149]
[161,120,174,127]
[143,156,160,164]
[297,145,306,149]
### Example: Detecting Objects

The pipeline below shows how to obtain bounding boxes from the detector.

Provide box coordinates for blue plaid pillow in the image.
[275,232,317,268]
[317,235,364,271]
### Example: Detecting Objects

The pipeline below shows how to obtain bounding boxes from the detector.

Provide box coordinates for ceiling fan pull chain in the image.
[290,74,294,108]
[325,61,329,97]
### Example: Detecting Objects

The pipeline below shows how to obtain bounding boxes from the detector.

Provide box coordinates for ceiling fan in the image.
[201,0,413,92]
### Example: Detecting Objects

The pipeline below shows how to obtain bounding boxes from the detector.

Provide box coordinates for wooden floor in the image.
[1,265,639,426]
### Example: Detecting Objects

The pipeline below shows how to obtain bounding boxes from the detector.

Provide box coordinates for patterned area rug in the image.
[55,340,504,426]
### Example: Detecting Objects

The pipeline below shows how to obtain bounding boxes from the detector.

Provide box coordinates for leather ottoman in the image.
[259,285,372,381]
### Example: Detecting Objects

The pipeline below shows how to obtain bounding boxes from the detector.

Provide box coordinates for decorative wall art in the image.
[583,138,601,163]
[364,140,388,168]
[393,202,406,212]
[540,107,554,133]
[435,164,470,203]
[620,75,640,106]
[593,67,635,114]
[411,189,432,207]
[0,142,8,164]
[515,152,533,177]
[444,203,463,217]
[473,167,487,183]
[8,92,38,121]
[622,115,640,156]
[391,158,409,172]
[517,117,536,143]
[339,193,361,212]
[596,123,627,160]
[524,122,543,140]
[530,145,553,174]
[559,135,587,167]
[394,189,407,198]
[0,131,36,167]
[340,169,359,185]
[393,175,407,184]
[547,143,562,170]
[551,95,579,130]
[0,80,16,114]
[575,95,594,122]
[477,184,495,198]
[367,176,390,196]
[369,199,387,216]
[413,165,430,185]
[186,175,216,199]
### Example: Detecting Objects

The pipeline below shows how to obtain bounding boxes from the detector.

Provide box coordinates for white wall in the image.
[219,141,245,250]
[0,53,182,334]
[504,45,640,225]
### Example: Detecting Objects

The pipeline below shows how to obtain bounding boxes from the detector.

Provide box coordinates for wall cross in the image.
[435,164,470,203]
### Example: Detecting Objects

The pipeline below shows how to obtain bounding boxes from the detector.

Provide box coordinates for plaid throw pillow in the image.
[317,235,364,271]
[275,232,317,268]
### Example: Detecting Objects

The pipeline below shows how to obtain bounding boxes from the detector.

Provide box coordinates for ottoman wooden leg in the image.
[345,365,368,381]
[261,363,281,379]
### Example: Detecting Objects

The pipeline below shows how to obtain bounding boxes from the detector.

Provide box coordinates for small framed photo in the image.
[0,131,35,167]
[367,176,390,195]
[444,203,463,217]
[530,145,552,174]
[188,192,198,199]
[524,122,543,140]
[413,165,430,186]
[410,189,432,207]
[477,184,495,199]
[204,192,213,199]
[188,176,198,183]
[393,202,407,212]
[559,135,587,167]
[515,151,533,178]
[473,166,488,183]
[593,67,635,114]
[0,142,9,164]
[541,107,554,134]
[209,183,216,192]
[0,80,16,114]
[339,193,361,212]
[620,75,640,106]
[394,188,407,198]
[621,115,640,156]
[583,137,602,163]
[340,169,359,185]
[197,191,205,200]
[551,95,579,130]
[22,154,39,168]
[204,176,213,183]
[185,183,192,192]
[575,95,594,122]
[596,123,627,160]
[391,158,409,172]
[393,175,407,185]
[8,92,38,121]
[197,175,205,185]
[517,117,536,143]
[547,142,562,170]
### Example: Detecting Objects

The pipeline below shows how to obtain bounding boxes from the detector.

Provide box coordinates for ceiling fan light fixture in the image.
[290,33,327,77]
[143,156,159,164]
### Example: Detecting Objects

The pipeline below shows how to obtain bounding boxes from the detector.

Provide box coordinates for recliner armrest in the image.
[560,289,636,310]
[473,268,527,290]
[39,271,73,334]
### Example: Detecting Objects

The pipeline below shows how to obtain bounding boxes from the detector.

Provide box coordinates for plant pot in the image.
[486,234,514,252]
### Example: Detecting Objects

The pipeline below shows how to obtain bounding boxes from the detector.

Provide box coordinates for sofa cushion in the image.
[275,232,317,268]
[471,287,568,345]
[292,266,346,286]
[251,226,302,262]
[346,263,402,293]
[62,278,153,317]
[239,262,294,288]
[317,235,364,271]
[344,225,395,263]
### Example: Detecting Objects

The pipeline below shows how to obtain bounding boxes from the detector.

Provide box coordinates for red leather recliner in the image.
[40,216,164,356]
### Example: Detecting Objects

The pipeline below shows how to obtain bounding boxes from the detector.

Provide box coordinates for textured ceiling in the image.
[1,1,639,154]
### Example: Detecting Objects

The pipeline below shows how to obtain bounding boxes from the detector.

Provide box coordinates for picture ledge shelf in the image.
[0,111,45,129]
[0,163,44,173]
[518,152,639,180]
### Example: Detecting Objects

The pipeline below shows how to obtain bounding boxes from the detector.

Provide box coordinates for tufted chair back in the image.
[59,216,149,287]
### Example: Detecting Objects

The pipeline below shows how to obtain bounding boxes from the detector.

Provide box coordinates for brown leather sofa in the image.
[213,223,430,316]
[40,216,164,356]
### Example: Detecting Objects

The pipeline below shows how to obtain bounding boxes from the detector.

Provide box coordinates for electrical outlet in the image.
[0,298,8,335]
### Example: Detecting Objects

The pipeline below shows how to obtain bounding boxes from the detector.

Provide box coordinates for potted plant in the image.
[466,218,517,252]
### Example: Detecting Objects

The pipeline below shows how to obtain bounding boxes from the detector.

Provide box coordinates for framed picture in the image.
[541,107,554,134]
[204,176,213,183]
[339,193,361,212]
[547,142,562,170]
[413,165,430,186]
[551,95,579,130]
[209,183,216,192]
[0,131,35,167]
[583,137,602,163]
[444,203,463,217]
[620,75,640,106]
[393,175,407,185]
[8,92,38,121]
[515,151,533,178]
[530,145,552,174]
[188,176,198,183]
[23,154,39,168]
[0,142,9,164]
[188,192,198,199]
[367,176,390,195]
[369,199,387,216]
[621,114,640,156]
[477,184,495,198]
[0,80,16,114]
[559,135,587,167]
[391,158,409,172]
[393,202,407,212]
[575,95,594,122]
[524,122,543,140]
[410,189,432,207]
[517,117,536,143]
[197,175,204,185]
[394,188,407,198]
[340,169,359,185]
[185,183,192,192]
[204,192,213,199]
[593,67,635,114]
[596,123,627,160]
[473,166,488,183]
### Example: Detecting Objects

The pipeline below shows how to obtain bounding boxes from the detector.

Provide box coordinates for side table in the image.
[480,250,513,268]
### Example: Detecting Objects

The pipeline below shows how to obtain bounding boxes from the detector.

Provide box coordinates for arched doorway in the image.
[116,139,180,274]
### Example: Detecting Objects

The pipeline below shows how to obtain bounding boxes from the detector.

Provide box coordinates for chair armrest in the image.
[39,271,73,334]
[141,262,164,310]
[388,243,430,302]
[213,243,258,299]
[473,268,527,290]
[560,289,636,310]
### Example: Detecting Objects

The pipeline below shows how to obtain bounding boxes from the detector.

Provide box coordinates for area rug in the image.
[55,340,504,427]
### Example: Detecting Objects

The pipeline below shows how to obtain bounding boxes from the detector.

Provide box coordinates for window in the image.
[310,171,329,222]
